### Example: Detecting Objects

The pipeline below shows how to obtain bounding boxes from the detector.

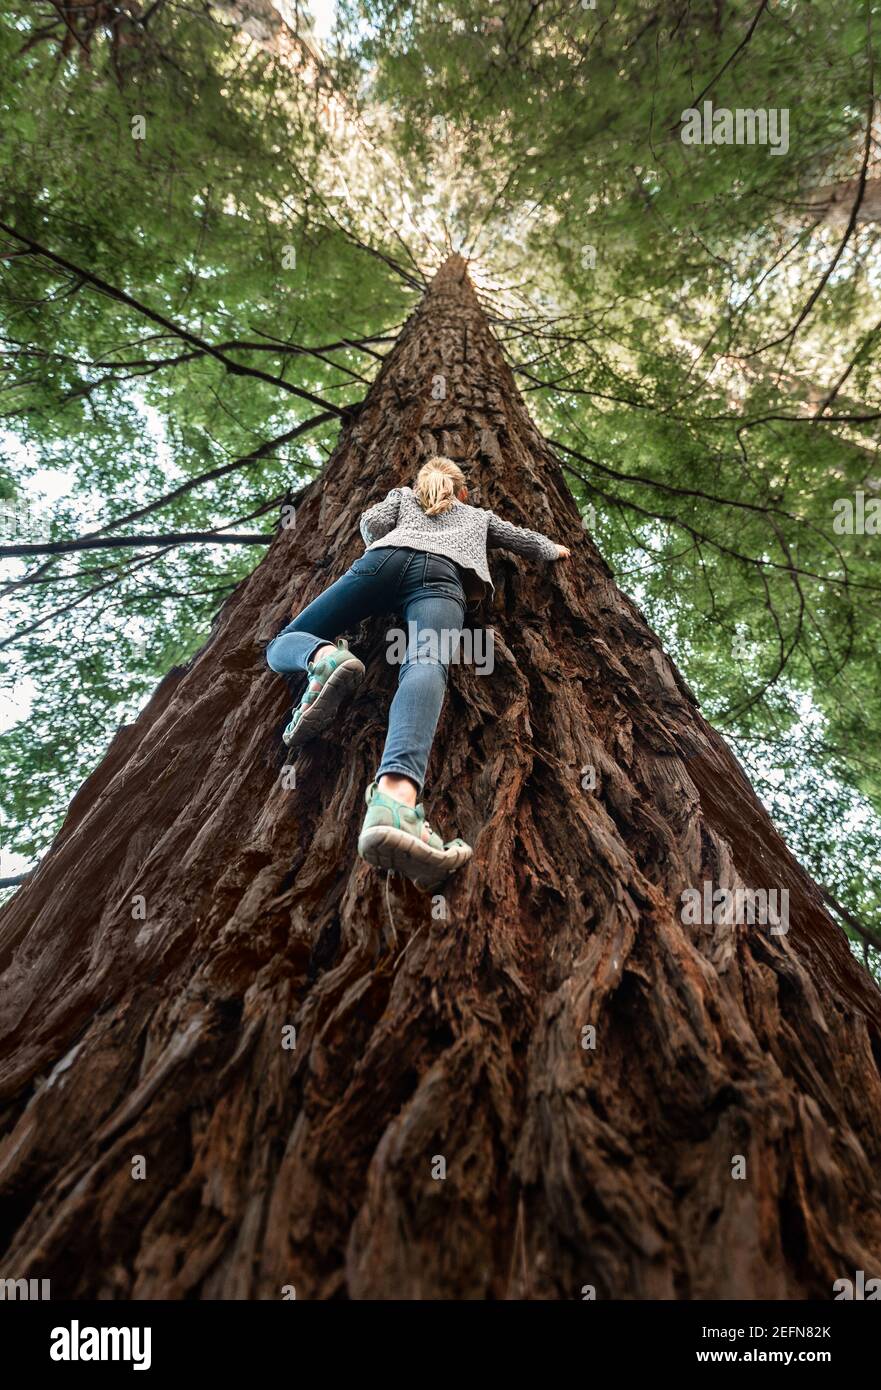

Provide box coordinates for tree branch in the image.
[558,456,881,593]
[819,884,881,955]
[0,412,332,597]
[1,531,273,560]
[0,221,355,418]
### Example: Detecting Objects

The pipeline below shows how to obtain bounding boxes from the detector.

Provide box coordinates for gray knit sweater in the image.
[359,486,558,598]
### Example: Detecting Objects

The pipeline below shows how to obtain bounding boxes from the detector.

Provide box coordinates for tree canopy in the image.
[1,0,879,965]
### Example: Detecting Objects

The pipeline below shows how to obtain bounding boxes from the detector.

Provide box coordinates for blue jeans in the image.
[265,547,466,793]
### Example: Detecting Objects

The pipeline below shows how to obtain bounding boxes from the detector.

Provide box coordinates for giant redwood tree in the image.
[1,255,880,1299]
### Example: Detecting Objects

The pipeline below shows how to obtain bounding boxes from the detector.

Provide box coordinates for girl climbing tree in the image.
[2,257,880,1299]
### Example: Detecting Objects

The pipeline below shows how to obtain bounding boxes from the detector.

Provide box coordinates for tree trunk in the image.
[2,255,880,1301]
[804,176,881,226]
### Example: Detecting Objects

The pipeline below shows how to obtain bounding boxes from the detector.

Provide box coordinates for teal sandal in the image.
[357,782,472,889]
[283,639,365,748]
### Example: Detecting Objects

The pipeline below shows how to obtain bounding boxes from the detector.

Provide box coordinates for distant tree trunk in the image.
[804,176,881,226]
[1,255,880,1300]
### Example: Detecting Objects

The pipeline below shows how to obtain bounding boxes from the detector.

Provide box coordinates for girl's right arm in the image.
[359,487,402,545]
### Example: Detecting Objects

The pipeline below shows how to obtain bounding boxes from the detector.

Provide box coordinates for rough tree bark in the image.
[1,256,880,1300]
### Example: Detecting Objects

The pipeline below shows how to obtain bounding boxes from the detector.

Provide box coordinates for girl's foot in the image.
[282,639,365,748]
[357,782,472,889]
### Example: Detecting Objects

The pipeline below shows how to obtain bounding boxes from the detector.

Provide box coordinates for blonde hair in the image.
[414,457,466,516]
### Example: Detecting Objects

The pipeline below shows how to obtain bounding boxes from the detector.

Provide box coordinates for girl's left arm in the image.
[486,510,562,561]
[359,487,402,545]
